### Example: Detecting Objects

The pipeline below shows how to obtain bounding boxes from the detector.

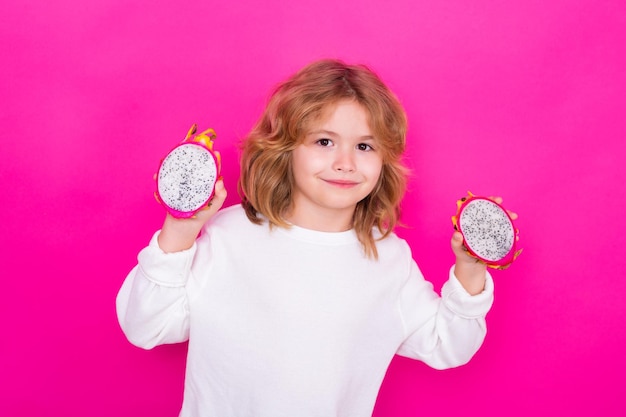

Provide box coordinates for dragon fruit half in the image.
[451,191,522,269]
[155,124,222,218]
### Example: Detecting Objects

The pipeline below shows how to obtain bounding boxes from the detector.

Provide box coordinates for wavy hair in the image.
[238,59,408,258]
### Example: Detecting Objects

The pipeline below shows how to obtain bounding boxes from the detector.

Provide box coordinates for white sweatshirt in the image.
[117,204,494,417]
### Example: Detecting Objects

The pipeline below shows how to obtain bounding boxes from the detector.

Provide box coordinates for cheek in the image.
[365,157,384,180]
[361,160,384,196]
[291,151,319,183]
[294,151,325,174]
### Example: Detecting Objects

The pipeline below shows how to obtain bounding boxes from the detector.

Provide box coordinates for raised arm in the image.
[116,180,227,349]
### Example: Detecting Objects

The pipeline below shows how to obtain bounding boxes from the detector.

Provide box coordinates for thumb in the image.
[211,178,227,205]
[190,179,227,222]
[451,231,467,257]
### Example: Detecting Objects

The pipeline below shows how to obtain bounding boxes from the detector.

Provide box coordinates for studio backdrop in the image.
[1,0,625,416]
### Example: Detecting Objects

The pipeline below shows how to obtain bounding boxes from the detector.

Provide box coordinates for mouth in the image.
[323,179,360,188]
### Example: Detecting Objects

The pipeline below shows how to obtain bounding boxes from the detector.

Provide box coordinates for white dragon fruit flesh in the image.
[451,191,522,269]
[155,125,221,218]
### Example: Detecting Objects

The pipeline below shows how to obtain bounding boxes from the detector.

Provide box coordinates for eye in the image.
[357,143,374,151]
[316,138,333,147]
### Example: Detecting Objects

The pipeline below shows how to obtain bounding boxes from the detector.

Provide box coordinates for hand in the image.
[157,179,227,253]
[451,195,518,294]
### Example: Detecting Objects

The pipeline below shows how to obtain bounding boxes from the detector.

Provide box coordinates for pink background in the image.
[2,0,625,415]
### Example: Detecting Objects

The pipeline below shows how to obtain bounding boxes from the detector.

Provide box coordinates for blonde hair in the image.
[238,59,408,258]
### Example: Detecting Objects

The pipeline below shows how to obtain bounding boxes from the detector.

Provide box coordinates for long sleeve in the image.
[116,206,497,416]
[116,231,196,349]
[396,263,494,369]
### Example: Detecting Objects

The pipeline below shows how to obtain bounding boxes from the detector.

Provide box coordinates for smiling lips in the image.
[323,178,360,188]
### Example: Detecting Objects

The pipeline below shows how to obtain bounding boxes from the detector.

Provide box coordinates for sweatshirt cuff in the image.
[441,265,494,319]
[136,230,196,287]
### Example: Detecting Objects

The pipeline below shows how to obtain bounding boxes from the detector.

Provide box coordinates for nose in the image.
[332,148,356,173]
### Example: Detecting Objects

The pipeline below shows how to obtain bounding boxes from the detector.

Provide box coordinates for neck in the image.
[285,207,354,232]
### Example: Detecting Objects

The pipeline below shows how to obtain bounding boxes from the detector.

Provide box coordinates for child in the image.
[117,59,495,417]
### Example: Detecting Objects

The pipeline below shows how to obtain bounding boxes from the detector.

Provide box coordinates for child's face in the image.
[288,100,383,231]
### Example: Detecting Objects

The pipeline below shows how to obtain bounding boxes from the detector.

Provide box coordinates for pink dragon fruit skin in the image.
[155,125,222,219]
[451,191,522,270]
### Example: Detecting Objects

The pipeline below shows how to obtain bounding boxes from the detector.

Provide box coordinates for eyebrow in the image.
[307,129,337,137]
[307,129,376,141]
